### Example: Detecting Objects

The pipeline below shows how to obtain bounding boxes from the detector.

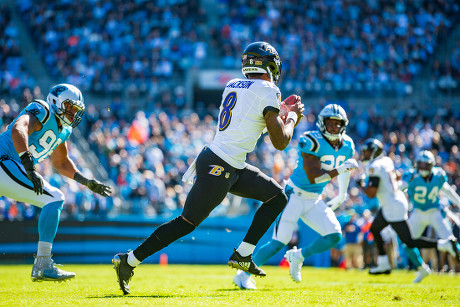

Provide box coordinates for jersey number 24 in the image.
[414,186,439,204]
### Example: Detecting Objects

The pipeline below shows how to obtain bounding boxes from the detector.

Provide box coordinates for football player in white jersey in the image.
[0,84,112,282]
[233,104,359,289]
[357,139,459,283]
[113,41,305,295]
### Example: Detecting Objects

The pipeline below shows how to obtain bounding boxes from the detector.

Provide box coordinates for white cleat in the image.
[31,256,75,282]
[413,263,431,283]
[233,270,257,290]
[284,246,304,282]
[369,255,392,275]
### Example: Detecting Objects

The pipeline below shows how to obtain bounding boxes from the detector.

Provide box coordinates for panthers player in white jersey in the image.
[233,104,358,289]
[403,151,460,263]
[113,41,304,295]
[357,139,459,283]
[0,84,112,282]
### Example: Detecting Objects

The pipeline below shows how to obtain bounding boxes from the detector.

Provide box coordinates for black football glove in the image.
[86,179,112,197]
[20,151,44,195]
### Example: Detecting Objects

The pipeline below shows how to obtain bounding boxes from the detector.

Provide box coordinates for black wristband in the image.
[19,151,35,172]
[74,171,89,186]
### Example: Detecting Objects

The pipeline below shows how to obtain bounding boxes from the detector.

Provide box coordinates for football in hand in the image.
[279,94,300,122]
[283,94,299,106]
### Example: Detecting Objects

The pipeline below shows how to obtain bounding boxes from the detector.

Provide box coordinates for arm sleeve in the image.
[441,182,460,207]
[337,171,351,198]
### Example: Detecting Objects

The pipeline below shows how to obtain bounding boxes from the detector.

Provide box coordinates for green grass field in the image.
[0,264,459,306]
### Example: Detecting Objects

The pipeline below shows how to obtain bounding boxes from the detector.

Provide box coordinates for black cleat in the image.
[112,253,134,295]
[228,249,266,277]
[368,268,392,275]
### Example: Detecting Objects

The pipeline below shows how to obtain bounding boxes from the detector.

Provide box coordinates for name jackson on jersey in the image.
[209,78,281,169]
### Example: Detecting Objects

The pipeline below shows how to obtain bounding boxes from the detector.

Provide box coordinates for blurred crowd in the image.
[3,87,459,221]
[0,4,36,96]
[431,41,460,93]
[212,0,458,96]
[8,0,459,100]
[17,0,206,105]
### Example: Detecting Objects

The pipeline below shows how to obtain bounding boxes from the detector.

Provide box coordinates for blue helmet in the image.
[316,104,349,141]
[415,150,436,177]
[47,84,85,128]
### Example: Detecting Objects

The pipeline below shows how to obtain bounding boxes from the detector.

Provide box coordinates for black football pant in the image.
[133,148,286,261]
[371,209,437,256]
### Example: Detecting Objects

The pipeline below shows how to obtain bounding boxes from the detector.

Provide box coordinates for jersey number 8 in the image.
[219,92,237,131]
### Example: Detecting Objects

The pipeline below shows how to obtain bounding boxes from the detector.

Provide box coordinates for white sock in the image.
[37,241,52,257]
[127,251,141,267]
[236,242,256,257]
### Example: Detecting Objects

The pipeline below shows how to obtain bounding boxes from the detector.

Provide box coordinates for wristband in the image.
[18,151,27,157]
[286,112,298,125]
[314,173,332,184]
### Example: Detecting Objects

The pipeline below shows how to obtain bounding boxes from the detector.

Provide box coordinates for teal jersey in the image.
[0,100,72,165]
[406,167,448,211]
[290,131,355,194]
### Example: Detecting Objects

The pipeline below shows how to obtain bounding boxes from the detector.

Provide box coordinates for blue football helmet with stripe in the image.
[316,104,348,141]
[46,84,85,128]
[415,150,436,178]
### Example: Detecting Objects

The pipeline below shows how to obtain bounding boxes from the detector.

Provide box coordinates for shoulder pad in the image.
[434,167,448,182]
[402,169,416,182]
[25,100,51,124]
[342,134,355,153]
[299,131,320,154]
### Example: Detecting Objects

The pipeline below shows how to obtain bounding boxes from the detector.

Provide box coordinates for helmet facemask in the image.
[359,138,384,164]
[416,162,433,178]
[47,84,85,128]
[57,99,85,128]
[415,151,435,178]
[316,104,348,142]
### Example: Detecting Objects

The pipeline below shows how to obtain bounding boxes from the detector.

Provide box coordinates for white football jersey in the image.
[366,156,408,221]
[209,78,281,169]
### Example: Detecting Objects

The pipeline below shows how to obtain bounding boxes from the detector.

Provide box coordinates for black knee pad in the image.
[155,216,196,243]
[262,192,288,218]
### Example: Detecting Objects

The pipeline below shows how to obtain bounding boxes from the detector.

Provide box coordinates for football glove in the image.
[336,159,359,174]
[20,151,44,195]
[86,179,112,197]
